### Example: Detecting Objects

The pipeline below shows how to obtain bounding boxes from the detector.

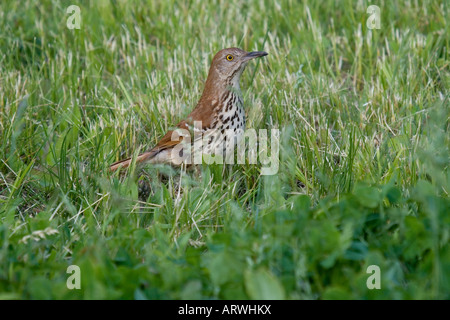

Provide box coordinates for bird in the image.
[109,47,268,172]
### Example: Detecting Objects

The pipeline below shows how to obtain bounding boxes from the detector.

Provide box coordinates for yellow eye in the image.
[226,54,234,61]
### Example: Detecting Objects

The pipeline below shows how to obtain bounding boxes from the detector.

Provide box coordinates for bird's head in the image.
[207,47,268,90]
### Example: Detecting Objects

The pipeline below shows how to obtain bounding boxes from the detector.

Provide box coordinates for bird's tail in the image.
[109,130,182,172]
[109,151,156,172]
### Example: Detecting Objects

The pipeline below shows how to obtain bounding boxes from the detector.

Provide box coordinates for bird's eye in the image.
[226,54,234,61]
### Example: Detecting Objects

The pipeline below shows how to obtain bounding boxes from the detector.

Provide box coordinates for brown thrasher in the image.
[109,47,268,171]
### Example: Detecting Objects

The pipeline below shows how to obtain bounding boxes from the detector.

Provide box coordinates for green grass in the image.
[0,0,448,299]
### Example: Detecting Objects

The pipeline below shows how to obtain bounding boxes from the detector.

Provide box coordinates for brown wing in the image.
[109,98,218,171]
[183,96,218,130]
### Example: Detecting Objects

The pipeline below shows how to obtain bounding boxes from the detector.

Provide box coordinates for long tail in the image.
[109,151,157,172]
[110,130,183,172]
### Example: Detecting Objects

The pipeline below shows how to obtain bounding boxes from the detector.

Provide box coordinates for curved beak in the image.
[243,51,268,61]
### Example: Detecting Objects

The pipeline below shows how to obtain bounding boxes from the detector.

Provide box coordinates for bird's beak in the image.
[243,51,268,61]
